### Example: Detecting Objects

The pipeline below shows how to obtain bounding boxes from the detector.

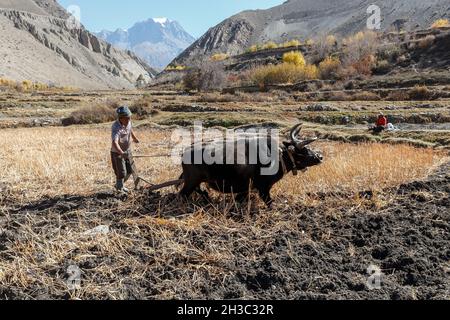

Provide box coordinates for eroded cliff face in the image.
[0,1,156,89]
[174,17,256,65]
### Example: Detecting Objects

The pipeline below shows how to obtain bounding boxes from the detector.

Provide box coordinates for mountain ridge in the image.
[96,18,195,70]
[0,0,157,89]
[172,0,450,66]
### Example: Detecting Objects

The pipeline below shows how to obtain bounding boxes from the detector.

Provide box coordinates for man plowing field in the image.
[110,106,140,193]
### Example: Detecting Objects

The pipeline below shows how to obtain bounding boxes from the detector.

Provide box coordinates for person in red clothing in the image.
[376,113,388,128]
[370,113,388,134]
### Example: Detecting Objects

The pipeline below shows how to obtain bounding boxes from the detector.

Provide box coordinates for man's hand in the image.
[120,151,129,159]
[131,130,140,144]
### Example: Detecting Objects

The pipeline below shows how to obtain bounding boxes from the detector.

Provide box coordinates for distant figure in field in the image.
[376,113,388,127]
[371,113,388,134]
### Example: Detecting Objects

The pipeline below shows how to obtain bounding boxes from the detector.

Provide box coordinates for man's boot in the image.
[116,179,129,193]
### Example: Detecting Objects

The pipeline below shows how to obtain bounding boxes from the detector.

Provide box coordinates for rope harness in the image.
[279,146,298,176]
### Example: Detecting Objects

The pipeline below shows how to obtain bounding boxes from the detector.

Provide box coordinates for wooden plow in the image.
[128,152,184,192]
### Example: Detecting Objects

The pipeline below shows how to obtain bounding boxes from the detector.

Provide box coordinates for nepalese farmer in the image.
[376,113,388,128]
[111,106,140,193]
[371,112,388,134]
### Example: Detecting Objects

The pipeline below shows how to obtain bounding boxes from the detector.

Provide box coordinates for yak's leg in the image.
[234,193,249,203]
[195,187,211,202]
[257,187,274,208]
[179,169,206,200]
[180,179,199,198]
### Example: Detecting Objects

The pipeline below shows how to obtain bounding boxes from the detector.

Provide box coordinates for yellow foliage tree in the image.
[33,82,49,91]
[211,53,229,61]
[318,56,341,79]
[22,80,33,91]
[166,65,186,71]
[282,51,306,67]
[262,41,278,50]
[250,62,318,88]
[326,35,337,46]
[431,18,449,29]
[0,77,73,92]
[0,78,14,87]
[247,45,259,53]
[282,39,301,48]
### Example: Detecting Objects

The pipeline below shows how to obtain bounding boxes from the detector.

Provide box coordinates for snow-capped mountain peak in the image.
[96,18,195,70]
[152,17,169,25]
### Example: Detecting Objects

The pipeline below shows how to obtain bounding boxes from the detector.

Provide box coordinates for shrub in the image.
[312,35,337,61]
[305,39,315,46]
[0,78,16,88]
[418,35,435,49]
[183,69,201,92]
[247,45,259,53]
[130,98,155,118]
[183,62,226,92]
[431,18,449,29]
[226,74,240,86]
[0,77,71,92]
[262,41,278,50]
[373,59,391,75]
[166,65,186,71]
[326,91,350,101]
[302,64,319,79]
[282,39,301,48]
[318,56,341,79]
[211,53,229,61]
[351,91,381,101]
[62,103,117,126]
[282,51,306,67]
[351,54,377,76]
[377,43,401,62]
[196,92,278,103]
[22,80,33,91]
[250,65,280,88]
[342,31,378,69]
[250,63,318,89]
[336,66,358,80]
[33,82,49,91]
[409,85,432,100]
[197,93,237,103]
[396,54,408,64]
[326,35,337,46]
[61,86,76,92]
[386,90,410,101]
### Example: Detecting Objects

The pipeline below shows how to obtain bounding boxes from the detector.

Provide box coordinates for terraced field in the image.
[0,87,448,299]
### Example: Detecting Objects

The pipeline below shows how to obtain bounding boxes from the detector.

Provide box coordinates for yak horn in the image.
[290,123,318,148]
[290,124,303,143]
[295,137,318,149]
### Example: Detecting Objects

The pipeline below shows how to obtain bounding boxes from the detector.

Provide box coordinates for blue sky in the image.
[57,0,284,38]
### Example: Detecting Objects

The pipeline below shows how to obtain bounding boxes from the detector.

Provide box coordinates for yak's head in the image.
[283,124,323,171]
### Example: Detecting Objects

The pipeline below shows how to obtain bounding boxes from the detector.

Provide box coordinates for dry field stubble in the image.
[0,127,444,203]
[0,126,448,299]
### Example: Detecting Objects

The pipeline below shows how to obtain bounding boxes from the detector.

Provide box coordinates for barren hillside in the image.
[173,0,450,66]
[0,0,157,89]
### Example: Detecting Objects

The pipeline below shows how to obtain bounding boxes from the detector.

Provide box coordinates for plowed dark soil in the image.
[0,163,448,300]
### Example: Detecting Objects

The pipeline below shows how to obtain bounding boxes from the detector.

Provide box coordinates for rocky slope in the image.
[0,0,157,89]
[96,18,195,70]
[172,0,450,66]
